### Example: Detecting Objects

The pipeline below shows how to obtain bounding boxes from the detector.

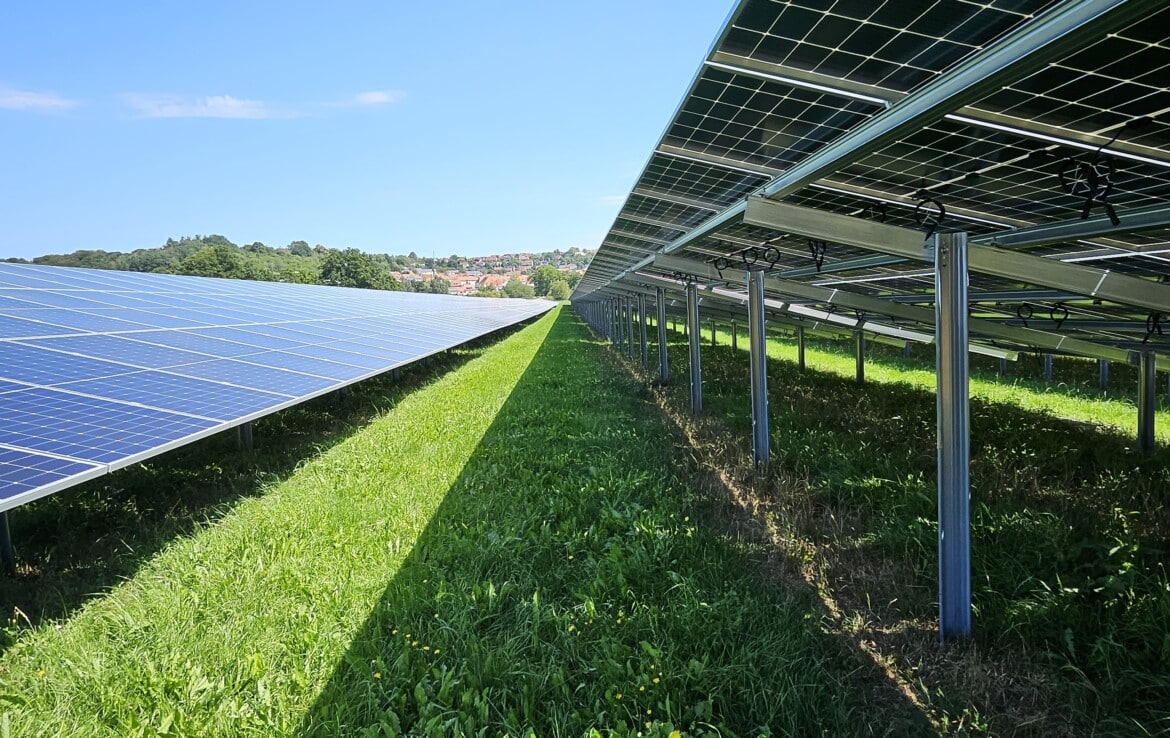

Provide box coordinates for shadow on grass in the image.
[654,328,1170,733]
[296,310,934,736]
[0,325,531,645]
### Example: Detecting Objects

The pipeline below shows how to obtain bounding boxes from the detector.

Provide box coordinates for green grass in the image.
[646,320,1170,735]
[0,308,912,736]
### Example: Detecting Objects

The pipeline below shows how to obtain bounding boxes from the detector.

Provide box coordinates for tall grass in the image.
[647,320,1170,735]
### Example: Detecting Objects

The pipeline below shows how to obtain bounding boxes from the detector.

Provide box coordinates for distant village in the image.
[388,248,592,296]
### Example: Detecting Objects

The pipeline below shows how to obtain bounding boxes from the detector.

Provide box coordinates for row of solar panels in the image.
[575,0,1170,368]
[0,263,553,512]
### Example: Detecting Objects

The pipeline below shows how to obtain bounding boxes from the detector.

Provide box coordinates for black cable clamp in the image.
[807,240,827,271]
[1016,303,1033,328]
[1059,154,1120,226]
[709,256,731,279]
[914,193,946,239]
[1144,312,1164,344]
[1049,302,1069,330]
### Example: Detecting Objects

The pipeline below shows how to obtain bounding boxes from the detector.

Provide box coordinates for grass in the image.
[0,308,917,736]
[642,318,1170,735]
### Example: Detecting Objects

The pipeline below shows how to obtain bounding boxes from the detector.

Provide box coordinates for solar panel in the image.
[576,0,1170,368]
[0,263,553,512]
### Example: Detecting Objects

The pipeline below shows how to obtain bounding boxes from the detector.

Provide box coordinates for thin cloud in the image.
[354,90,403,105]
[0,87,79,112]
[121,93,287,119]
[327,90,405,107]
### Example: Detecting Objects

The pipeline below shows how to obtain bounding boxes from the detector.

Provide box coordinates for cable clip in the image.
[807,240,827,272]
[914,192,946,239]
[1144,312,1164,344]
[1049,302,1069,330]
[1016,303,1033,328]
[1059,154,1119,226]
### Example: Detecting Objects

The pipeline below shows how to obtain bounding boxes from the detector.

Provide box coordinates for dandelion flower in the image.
[374,672,382,679]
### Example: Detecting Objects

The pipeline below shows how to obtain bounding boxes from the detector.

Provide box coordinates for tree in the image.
[502,278,535,299]
[286,240,312,256]
[320,248,399,290]
[530,264,560,296]
[174,245,263,280]
[564,272,582,289]
[548,280,571,301]
[428,277,450,294]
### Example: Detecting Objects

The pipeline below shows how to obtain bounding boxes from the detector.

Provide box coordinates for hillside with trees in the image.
[9,236,591,299]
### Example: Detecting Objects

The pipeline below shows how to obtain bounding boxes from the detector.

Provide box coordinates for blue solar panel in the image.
[0,388,217,463]
[27,335,209,369]
[190,327,314,350]
[0,448,100,504]
[0,343,136,384]
[0,263,553,512]
[165,359,336,395]
[62,372,292,419]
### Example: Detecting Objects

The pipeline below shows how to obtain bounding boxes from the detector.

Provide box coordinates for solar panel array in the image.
[0,263,552,512]
[575,0,1170,367]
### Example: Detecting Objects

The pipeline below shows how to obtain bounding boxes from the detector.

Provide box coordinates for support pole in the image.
[1139,350,1157,454]
[903,341,911,358]
[935,231,971,641]
[0,512,15,576]
[998,357,1008,378]
[748,270,769,468]
[656,288,669,384]
[1043,353,1054,380]
[625,297,634,358]
[392,368,401,382]
[638,294,649,369]
[855,331,866,384]
[1099,359,1110,391]
[238,422,254,452]
[731,320,738,351]
[686,283,702,414]
[797,326,806,370]
[710,318,717,347]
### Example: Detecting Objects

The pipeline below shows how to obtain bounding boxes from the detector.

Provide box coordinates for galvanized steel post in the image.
[638,293,648,369]
[1043,353,1054,380]
[748,269,769,468]
[1139,350,1156,454]
[686,282,702,414]
[1098,358,1109,390]
[935,231,972,641]
[731,320,738,351]
[656,287,669,384]
[855,331,866,384]
[796,325,806,370]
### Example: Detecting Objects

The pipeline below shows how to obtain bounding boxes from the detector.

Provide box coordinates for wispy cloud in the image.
[120,93,287,119]
[330,89,405,107]
[0,87,79,112]
[355,89,403,105]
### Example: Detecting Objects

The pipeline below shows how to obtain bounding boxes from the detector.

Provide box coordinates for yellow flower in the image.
[670,732,682,738]
[652,677,660,684]
[423,646,430,651]
[373,672,382,679]
[639,686,645,692]
[391,629,398,635]
[411,640,419,647]
[646,708,652,715]
[616,692,622,700]
[433,649,441,655]
[37,669,45,678]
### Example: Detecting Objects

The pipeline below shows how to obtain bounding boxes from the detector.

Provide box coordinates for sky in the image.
[0,1,736,261]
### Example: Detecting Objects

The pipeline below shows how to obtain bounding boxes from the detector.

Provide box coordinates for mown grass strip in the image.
[0,313,553,735]
[0,307,912,737]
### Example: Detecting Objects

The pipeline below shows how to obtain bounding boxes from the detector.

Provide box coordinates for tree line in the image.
[9,236,586,298]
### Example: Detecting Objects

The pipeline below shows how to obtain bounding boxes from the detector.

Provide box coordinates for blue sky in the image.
[0,2,735,261]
